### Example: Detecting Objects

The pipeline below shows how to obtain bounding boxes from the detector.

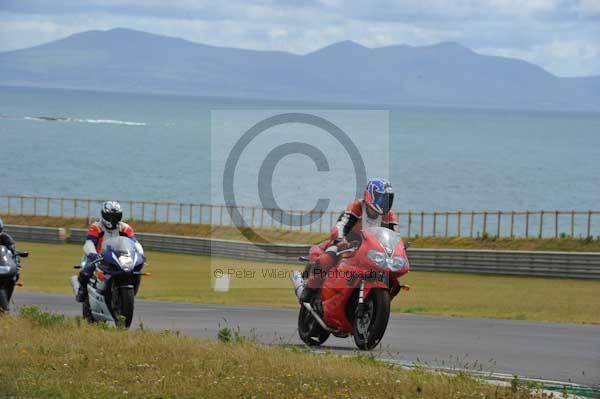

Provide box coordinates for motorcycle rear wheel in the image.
[352,288,390,350]
[82,297,94,323]
[0,288,9,312]
[298,305,330,346]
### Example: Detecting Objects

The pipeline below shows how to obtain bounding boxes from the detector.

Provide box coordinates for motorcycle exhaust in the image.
[69,276,80,296]
[302,302,336,333]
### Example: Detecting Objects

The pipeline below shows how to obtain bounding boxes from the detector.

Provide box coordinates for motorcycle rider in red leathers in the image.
[75,201,144,303]
[300,178,398,302]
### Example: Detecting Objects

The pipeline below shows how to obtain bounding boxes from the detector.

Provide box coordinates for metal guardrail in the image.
[1,194,599,238]
[69,228,600,279]
[4,225,66,244]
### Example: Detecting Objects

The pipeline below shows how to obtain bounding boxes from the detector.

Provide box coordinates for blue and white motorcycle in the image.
[70,237,147,328]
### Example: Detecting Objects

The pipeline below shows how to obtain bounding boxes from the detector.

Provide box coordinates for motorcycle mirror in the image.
[17,251,29,258]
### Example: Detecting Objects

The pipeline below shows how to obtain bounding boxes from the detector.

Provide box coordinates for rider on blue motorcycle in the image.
[75,201,144,303]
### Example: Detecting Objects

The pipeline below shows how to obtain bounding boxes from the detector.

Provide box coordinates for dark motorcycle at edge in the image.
[0,245,28,312]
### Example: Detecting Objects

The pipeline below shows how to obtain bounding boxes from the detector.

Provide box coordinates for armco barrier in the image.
[69,229,311,263]
[69,228,600,279]
[5,224,65,243]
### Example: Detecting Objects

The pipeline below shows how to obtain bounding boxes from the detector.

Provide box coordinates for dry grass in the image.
[4,214,600,250]
[17,242,600,324]
[0,309,542,399]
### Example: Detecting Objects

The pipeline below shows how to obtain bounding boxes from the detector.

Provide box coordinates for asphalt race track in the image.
[13,292,600,387]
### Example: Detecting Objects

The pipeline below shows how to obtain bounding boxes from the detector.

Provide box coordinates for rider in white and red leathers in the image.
[75,201,144,302]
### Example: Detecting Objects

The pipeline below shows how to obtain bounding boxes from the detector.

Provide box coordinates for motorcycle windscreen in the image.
[101,237,136,257]
[363,227,402,254]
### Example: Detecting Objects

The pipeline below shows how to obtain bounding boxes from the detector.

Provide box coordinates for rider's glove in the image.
[335,238,351,252]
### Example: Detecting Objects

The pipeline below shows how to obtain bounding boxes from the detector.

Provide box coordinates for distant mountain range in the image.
[1,28,599,111]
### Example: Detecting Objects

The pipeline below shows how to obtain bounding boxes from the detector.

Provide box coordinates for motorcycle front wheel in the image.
[298,305,330,346]
[112,286,135,328]
[352,288,391,350]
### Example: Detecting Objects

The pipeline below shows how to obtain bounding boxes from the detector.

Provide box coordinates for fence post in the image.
[19,196,24,215]
[510,211,515,238]
[74,199,78,218]
[86,199,90,218]
[554,211,559,238]
[525,211,530,238]
[251,207,256,229]
[129,202,133,221]
[258,208,263,228]
[432,212,437,237]
[496,211,501,237]
[6,196,10,215]
[47,197,51,216]
[469,212,474,237]
[208,205,213,225]
[408,211,412,238]
[538,211,544,238]
[483,211,488,235]
[457,211,461,237]
[190,204,193,224]
[444,212,449,237]
[319,211,324,233]
[587,210,592,238]
[420,212,424,237]
[60,198,64,217]
[33,197,37,216]
[571,210,575,238]
[142,202,146,221]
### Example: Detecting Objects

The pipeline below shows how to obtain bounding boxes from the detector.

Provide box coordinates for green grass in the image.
[0,308,544,399]
[18,242,600,324]
[5,214,600,250]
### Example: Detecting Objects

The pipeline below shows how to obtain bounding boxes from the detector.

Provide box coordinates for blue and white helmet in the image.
[363,178,394,215]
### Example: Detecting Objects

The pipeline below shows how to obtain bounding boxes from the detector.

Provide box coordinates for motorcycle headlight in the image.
[118,255,134,270]
[367,250,386,267]
[390,256,406,271]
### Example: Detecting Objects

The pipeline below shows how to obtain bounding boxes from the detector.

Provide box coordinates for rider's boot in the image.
[299,261,320,303]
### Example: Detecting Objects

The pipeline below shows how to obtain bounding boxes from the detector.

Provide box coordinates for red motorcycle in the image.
[292,226,410,350]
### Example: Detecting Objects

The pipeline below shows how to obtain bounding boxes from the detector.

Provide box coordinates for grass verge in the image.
[0,307,544,399]
[4,214,600,250]
[17,242,600,324]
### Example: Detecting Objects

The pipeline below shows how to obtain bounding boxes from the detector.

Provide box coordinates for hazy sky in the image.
[1,0,599,77]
